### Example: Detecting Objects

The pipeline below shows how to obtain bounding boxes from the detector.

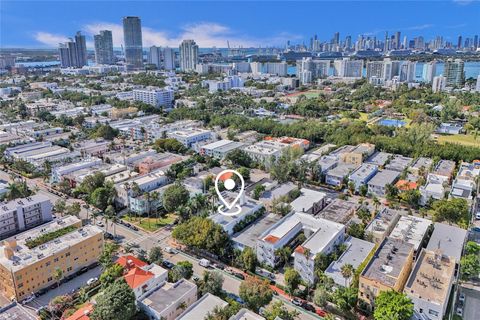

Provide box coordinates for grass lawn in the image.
[358,112,369,121]
[123,214,176,232]
[437,134,480,147]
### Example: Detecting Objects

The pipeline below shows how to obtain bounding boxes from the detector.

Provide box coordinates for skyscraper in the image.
[444,58,465,87]
[394,31,401,49]
[333,32,340,45]
[163,48,175,70]
[148,46,162,69]
[474,35,479,49]
[179,40,198,72]
[432,76,446,93]
[422,61,437,83]
[399,61,416,83]
[58,31,87,68]
[94,30,114,65]
[123,16,143,69]
[457,35,463,49]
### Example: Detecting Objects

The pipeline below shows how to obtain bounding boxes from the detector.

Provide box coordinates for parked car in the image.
[234,272,245,280]
[36,288,48,296]
[87,277,98,286]
[226,293,245,304]
[316,309,327,317]
[104,232,114,240]
[475,212,480,220]
[292,298,303,306]
[162,260,175,269]
[199,259,211,268]
[96,221,104,227]
[456,307,463,316]
[459,293,466,302]
[164,247,177,254]
[225,267,235,274]
[213,263,225,270]
[301,303,316,312]
[192,276,200,281]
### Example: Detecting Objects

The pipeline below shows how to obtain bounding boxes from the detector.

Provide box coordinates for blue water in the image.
[379,119,406,127]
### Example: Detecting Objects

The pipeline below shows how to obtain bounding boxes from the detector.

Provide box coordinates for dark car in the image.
[77,267,89,275]
[291,298,303,306]
[226,293,245,304]
[162,260,175,269]
[233,272,245,280]
[213,263,225,270]
[301,303,316,312]
[104,232,114,240]
[130,225,139,231]
[36,288,48,296]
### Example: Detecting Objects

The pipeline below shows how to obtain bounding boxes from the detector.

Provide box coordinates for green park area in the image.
[437,134,480,148]
[123,214,176,232]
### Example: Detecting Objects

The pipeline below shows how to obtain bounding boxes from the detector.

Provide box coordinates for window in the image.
[428,310,439,317]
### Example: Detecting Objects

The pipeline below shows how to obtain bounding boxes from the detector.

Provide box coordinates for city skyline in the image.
[1,1,479,48]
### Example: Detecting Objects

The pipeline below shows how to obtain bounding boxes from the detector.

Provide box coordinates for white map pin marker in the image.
[215,169,245,216]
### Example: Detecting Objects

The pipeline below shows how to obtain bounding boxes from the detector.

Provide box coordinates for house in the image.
[358,238,414,311]
[65,303,94,320]
[409,157,434,176]
[450,162,480,203]
[436,123,463,135]
[420,174,447,205]
[290,188,326,215]
[138,279,197,320]
[432,160,456,182]
[349,163,378,192]
[366,151,392,167]
[123,263,168,298]
[325,236,375,287]
[404,249,456,320]
[367,170,400,196]
[325,163,358,186]
[385,155,413,172]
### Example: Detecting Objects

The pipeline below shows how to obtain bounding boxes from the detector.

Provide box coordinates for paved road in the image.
[460,286,480,320]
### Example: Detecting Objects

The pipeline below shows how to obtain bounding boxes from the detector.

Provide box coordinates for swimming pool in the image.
[378,119,406,127]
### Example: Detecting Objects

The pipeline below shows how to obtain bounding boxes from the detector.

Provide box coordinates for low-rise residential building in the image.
[366,151,392,167]
[404,249,456,320]
[51,158,103,183]
[123,263,168,298]
[199,140,245,159]
[210,193,263,235]
[243,137,309,165]
[74,139,111,157]
[230,309,265,320]
[436,123,463,135]
[409,157,434,176]
[0,216,103,301]
[5,141,80,167]
[432,160,456,182]
[138,279,197,320]
[450,162,480,203]
[325,163,358,186]
[385,155,414,172]
[389,216,432,259]
[358,238,414,311]
[316,199,359,224]
[136,153,184,174]
[367,169,400,196]
[177,293,228,320]
[325,236,376,287]
[339,143,375,166]
[317,155,339,174]
[293,218,345,284]
[349,163,378,191]
[167,128,213,148]
[290,188,326,215]
[0,301,38,320]
[115,170,169,207]
[420,174,447,205]
[365,208,402,244]
[256,181,297,208]
[128,184,171,215]
[232,213,278,251]
[0,194,53,240]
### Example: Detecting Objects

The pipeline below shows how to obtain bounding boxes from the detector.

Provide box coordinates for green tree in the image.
[340,264,354,286]
[99,243,117,270]
[162,183,190,212]
[100,264,124,288]
[284,268,301,294]
[332,286,357,312]
[241,247,257,272]
[198,270,224,296]
[430,198,470,228]
[313,286,329,307]
[54,199,67,216]
[169,261,194,282]
[92,124,119,140]
[148,246,163,264]
[374,291,413,320]
[252,184,266,200]
[262,301,299,320]
[225,149,253,167]
[465,241,480,255]
[461,254,480,280]
[91,279,136,320]
[66,202,81,217]
[239,277,273,312]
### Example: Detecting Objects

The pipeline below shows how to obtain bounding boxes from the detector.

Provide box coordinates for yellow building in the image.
[110,107,138,120]
[358,237,414,311]
[340,143,376,166]
[0,216,103,302]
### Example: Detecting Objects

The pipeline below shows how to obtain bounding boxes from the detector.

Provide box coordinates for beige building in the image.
[110,107,138,120]
[358,237,414,311]
[340,143,375,166]
[0,216,103,301]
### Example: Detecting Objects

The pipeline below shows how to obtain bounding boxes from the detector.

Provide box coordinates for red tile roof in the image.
[395,180,418,191]
[116,255,148,270]
[295,246,305,254]
[65,303,94,320]
[264,235,280,244]
[123,267,154,289]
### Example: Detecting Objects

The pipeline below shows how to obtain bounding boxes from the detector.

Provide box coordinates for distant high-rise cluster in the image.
[94,30,115,65]
[58,31,87,68]
[179,39,199,72]
[123,16,143,69]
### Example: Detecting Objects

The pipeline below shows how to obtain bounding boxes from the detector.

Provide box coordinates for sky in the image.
[1,0,479,49]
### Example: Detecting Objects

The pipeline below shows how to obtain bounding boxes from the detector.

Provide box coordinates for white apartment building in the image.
[51,158,103,183]
[0,195,53,240]
[199,140,245,159]
[333,58,363,78]
[167,128,212,148]
[115,170,169,207]
[133,87,174,109]
[432,76,446,93]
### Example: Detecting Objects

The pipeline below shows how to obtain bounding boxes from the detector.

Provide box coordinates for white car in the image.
[96,221,105,227]
[21,295,35,304]
[87,277,98,285]
[456,307,463,316]
[164,247,177,254]
[475,212,480,220]
[459,293,465,302]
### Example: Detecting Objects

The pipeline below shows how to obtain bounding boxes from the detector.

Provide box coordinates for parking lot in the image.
[459,286,480,320]
[26,266,102,310]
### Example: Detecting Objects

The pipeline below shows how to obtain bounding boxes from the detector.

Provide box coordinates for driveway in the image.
[26,266,102,310]
[462,286,480,320]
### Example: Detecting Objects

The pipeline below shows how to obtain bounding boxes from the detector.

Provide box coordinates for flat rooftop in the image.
[140,279,196,314]
[389,216,432,251]
[411,157,433,172]
[349,163,378,181]
[0,194,51,215]
[300,218,344,256]
[290,188,326,213]
[177,293,227,320]
[386,155,413,172]
[232,213,278,249]
[426,223,467,261]
[259,182,297,202]
[361,237,414,287]
[316,199,358,224]
[366,151,392,166]
[365,208,401,237]
[0,302,37,320]
[230,308,265,320]
[0,216,102,272]
[405,249,455,305]
[368,169,400,187]
[434,160,456,177]
[201,139,234,150]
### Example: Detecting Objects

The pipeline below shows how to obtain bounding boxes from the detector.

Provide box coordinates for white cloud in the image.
[34,32,69,47]
[35,21,299,48]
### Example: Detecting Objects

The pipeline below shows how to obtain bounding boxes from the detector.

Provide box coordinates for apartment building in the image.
[244,137,309,165]
[389,216,432,259]
[199,140,245,159]
[177,293,228,320]
[133,87,175,109]
[432,160,456,182]
[0,216,103,301]
[385,155,414,172]
[289,188,326,215]
[0,194,53,240]
[123,263,168,298]
[367,169,400,196]
[404,249,456,320]
[138,279,197,320]
[349,163,378,191]
[294,218,345,284]
[325,163,358,187]
[167,128,213,148]
[366,151,392,167]
[358,238,414,311]
[420,174,447,205]
[409,157,434,177]
[365,208,402,244]
[339,143,375,166]
[450,162,480,203]
[5,141,80,167]
[51,158,103,183]
[115,170,169,207]
[316,199,359,224]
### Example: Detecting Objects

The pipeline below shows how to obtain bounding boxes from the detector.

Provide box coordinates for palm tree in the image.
[340,264,354,287]
[372,196,380,218]
[144,192,151,229]
[104,205,115,234]
[53,267,63,288]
